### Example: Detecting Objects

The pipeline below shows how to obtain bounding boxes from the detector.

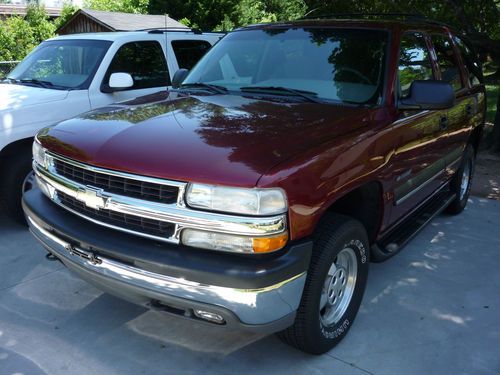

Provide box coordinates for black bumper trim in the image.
[23,188,312,290]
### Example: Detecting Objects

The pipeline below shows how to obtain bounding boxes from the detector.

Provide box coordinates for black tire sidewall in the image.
[448,146,475,214]
[1,153,33,223]
[302,219,370,352]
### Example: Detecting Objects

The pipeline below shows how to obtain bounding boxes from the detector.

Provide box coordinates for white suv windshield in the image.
[184,27,388,105]
[7,39,111,90]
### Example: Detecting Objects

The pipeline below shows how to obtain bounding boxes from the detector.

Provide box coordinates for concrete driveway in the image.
[1,197,499,375]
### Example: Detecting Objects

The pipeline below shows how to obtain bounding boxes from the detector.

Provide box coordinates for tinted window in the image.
[453,36,482,86]
[104,41,169,90]
[172,40,212,70]
[398,33,433,97]
[432,34,463,91]
[184,28,388,105]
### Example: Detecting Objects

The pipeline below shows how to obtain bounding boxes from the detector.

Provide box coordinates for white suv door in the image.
[88,40,169,109]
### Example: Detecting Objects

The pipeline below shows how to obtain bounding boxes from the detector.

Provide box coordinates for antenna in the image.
[165,13,168,92]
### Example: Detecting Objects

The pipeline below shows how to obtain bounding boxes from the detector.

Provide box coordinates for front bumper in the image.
[23,189,312,332]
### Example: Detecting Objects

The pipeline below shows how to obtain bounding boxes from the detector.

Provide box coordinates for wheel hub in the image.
[320,247,358,327]
[460,159,471,201]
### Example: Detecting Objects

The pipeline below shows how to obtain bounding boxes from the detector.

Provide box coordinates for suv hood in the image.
[0,83,69,111]
[38,91,373,187]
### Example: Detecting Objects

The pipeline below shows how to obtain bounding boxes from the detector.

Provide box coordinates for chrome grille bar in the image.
[33,153,287,244]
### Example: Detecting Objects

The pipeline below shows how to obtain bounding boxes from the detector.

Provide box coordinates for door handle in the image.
[439,115,448,130]
[465,104,473,117]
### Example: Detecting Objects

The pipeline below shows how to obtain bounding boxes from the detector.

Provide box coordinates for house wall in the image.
[58,13,111,35]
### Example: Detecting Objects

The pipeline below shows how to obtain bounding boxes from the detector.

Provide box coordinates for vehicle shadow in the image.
[1,197,499,374]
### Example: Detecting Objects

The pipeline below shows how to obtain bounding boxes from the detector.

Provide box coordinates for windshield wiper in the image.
[179,82,228,94]
[240,86,323,103]
[19,78,54,89]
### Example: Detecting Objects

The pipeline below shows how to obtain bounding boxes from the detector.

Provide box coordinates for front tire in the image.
[278,213,369,354]
[1,153,34,224]
[446,145,475,215]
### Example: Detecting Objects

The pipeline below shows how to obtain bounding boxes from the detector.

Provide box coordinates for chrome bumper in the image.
[27,215,306,330]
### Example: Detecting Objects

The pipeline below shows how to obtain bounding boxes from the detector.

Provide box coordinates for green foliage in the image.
[25,4,56,44]
[84,0,149,14]
[486,85,500,123]
[148,0,306,31]
[0,5,58,62]
[0,16,35,61]
[54,3,79,30]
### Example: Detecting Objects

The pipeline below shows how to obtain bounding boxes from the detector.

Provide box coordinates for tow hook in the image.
[66,245,102,265]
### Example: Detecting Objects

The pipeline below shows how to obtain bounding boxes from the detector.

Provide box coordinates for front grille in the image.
[57,191,176,239]
[53,159,179,204]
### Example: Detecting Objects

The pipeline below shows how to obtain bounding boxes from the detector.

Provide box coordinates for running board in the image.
[372,191,456,261]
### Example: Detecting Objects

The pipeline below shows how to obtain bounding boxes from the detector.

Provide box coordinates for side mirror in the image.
[399,80,455,110]
[104,72,134,93]
[172,69,189,89]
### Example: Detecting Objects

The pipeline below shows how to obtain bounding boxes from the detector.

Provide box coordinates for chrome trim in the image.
[28,215,305,325]
[48,152,186,189]
[34,156,287,243]
[395,169,444,206]
[391,110,430,126]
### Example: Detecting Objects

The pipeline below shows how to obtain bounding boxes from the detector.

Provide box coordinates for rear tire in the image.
[446,145,475,215]
[1,153,33,225]
[278,213,369,354]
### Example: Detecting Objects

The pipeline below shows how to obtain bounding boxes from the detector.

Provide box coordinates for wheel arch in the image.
[316,180,385,244]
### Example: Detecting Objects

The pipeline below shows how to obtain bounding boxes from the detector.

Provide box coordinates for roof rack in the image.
[298,12,453,28]
[142,28,226,35]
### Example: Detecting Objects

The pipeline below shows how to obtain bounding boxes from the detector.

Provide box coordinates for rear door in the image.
[429,33,473,178]
[388,32,448,225]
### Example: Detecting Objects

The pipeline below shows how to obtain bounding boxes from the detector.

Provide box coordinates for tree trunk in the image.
[492,91,500,153]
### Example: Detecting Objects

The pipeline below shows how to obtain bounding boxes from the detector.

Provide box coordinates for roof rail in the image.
[298,12,452,27]
[142,28,226,35]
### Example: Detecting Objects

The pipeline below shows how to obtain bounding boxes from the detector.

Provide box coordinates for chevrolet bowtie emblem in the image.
[76,187,108,210]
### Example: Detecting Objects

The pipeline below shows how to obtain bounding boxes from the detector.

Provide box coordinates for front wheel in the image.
[278,213,369,354]
[1,153,34,224]
[446,145,475,215]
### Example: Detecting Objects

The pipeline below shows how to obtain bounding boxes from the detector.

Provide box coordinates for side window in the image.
[104,41,169,90]
[398,33,434,97]
[171,40,212,70]
[453,36,482,86]
[432,34,464,91]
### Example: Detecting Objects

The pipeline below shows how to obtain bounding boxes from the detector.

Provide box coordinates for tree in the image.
[147,0,306,31]
[54,3,79,30]
[25,4,56,44]
[0,16,35,61]
[84,0,149,14]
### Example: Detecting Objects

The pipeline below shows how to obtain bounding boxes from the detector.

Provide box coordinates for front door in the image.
[388,32,448,226]
[89,40,170,109]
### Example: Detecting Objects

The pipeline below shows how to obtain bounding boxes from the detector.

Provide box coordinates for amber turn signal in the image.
[252,232,288,253]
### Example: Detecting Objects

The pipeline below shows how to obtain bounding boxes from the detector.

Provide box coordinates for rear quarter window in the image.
[172,40,212,70]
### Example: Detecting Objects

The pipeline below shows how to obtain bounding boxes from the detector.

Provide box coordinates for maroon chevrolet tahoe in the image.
[23,17,485,354]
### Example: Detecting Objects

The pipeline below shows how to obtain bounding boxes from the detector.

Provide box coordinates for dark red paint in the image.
[38,20,486,242]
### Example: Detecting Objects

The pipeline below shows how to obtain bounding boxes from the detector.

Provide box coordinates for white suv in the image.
[0,29,223,222]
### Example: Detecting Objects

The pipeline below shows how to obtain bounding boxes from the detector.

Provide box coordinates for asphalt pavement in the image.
[1,197,499,375]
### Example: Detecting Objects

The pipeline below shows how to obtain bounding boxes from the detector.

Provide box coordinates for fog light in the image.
[193,309,225,324]
[181,229,288,254]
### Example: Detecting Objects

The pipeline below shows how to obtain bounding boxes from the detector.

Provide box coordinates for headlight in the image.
[33,139,47,168]
[181,229,288,254]
[186,184,287,216]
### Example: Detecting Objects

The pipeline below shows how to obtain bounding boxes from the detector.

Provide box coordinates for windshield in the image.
[8,39,111,90]
[183,28,388,105]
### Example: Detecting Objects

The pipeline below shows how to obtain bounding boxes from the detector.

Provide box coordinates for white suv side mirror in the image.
[108,72,134,91]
